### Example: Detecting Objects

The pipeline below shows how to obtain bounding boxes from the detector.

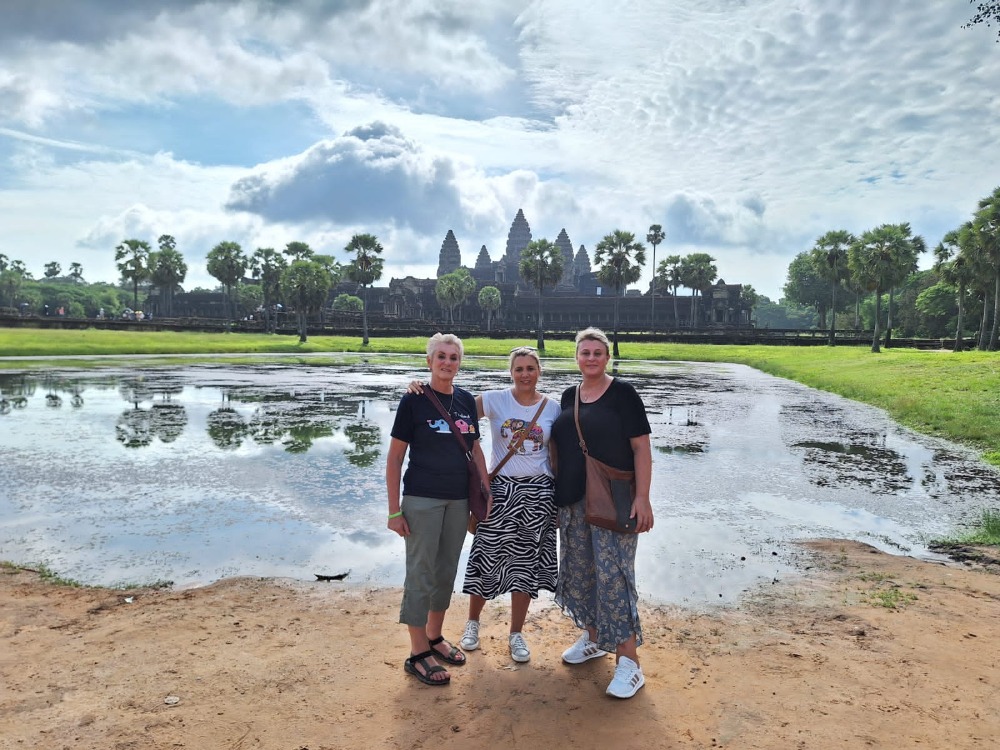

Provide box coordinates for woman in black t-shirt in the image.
[550,327,653,699]
[386,333,491,686]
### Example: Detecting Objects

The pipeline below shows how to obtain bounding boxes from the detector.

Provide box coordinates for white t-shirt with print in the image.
[482,388,562,478]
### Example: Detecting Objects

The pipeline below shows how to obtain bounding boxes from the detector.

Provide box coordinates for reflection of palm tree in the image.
[207,408,250,450]
[248,409,285,446]
[281,422,334,454]
[116,408,155,448]
[119,378,153,407]
[344,421,381,467]
[152,403,188,443]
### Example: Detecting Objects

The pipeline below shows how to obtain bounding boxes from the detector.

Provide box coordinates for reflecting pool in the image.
[1,355,998,607]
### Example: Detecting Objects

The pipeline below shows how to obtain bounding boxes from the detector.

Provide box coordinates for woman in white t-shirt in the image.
[408,346,560,663]
[460,346,561,664]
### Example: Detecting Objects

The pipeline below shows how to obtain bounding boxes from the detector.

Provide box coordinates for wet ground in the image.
[1,355,998,607]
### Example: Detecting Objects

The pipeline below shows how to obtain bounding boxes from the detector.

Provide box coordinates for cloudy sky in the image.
[1,0,998,301]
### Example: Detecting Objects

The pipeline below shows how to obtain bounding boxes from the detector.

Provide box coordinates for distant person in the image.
[550,327,654,699]
[386,332,490,686]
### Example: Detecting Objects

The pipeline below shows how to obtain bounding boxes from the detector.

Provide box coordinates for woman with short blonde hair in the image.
[386,333,490,686]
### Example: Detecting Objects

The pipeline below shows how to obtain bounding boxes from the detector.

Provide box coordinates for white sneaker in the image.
[606,656,645,698]
[561,632,608,664]
[508,632,531,663]
[460,620,480,651]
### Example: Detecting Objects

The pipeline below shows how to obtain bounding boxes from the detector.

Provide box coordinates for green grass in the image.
[866,585,918,610]
[1,327,999,465]
[1,561,84,587]
[956,508,1000,545]
[1,560,173,589]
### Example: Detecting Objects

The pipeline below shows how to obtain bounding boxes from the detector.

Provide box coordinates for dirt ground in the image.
[2,539,998,750]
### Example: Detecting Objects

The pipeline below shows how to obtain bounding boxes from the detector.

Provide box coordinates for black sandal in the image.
[404,650,450,686]
[428,635,466,666]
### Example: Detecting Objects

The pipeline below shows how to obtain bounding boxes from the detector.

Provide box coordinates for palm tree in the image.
[149,236,188,317]
[280,260,334,343]
[68,262,84,282]
[811,230,855,346]
[434,268,475,323]
[739,284,759,325]
[283,241,314,262]
[656,254,683,328]
[594,230,646,357]
[972,186,1000,350]
[250,247,287,333]
[114,238,152,311]
[678,253,717,329]
[646,224,665,333]
[849,224,910,353]
[882,223,925,349]
[478,285,501,332]
[206,241,249,326]
[344,233,384,345]
[519,239,565,351]
[934,226,977,352]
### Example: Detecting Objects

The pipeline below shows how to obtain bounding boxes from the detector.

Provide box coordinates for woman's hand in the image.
[388,514,410,537]
[406,379,425,395]
[630,494,654,533]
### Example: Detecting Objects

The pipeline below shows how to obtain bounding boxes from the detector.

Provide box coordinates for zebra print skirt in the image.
[462,474,557,600]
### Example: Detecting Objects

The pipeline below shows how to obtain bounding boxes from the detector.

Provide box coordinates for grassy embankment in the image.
[2,327,997,544]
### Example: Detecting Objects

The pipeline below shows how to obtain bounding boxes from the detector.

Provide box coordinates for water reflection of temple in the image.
[171,209,750,330]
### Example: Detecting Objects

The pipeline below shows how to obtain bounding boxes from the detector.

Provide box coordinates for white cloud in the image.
[1,0,999,302]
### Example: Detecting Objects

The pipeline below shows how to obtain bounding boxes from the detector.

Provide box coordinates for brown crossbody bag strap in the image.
[573,384,588,454]
[489,396,548,480]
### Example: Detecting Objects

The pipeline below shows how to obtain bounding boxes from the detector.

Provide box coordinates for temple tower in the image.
[436,230,461,277]
[473,245,494,282]
[502,209,532,287]
[554,228,576,290]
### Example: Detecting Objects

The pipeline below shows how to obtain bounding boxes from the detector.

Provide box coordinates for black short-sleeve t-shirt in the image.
[551,378,651,507]
[390,387,480,500]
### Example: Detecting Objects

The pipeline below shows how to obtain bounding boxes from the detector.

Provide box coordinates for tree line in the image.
[2,224,754,351]
[781,186,1000,352]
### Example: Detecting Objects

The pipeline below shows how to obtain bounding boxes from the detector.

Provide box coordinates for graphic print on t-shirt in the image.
[427,417,477,435]
[500,417,543,453]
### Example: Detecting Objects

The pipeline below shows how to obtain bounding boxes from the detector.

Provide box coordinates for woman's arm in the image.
[475,393,485,419]
[629,433,654,533]
[386,437,410,536]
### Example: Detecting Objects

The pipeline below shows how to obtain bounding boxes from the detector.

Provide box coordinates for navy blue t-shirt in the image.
[390,387,480,500]
[551,378,651,507]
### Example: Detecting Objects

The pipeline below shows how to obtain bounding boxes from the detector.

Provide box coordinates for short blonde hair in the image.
[427,332,464,358]
[508,346,541,371]
[574,327,610,354]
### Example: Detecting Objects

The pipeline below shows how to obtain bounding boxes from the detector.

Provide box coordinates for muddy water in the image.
[1,356,997,607]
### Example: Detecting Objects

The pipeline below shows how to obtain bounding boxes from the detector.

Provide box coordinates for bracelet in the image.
[388,511,403,519]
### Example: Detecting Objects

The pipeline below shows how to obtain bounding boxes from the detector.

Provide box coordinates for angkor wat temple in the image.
[174,209,749,330]
[379,209,748,330]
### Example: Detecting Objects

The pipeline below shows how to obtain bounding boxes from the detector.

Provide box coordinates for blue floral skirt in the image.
[555,501,643,653]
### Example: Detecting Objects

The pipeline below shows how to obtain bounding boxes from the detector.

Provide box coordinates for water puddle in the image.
[1,356,997,608]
